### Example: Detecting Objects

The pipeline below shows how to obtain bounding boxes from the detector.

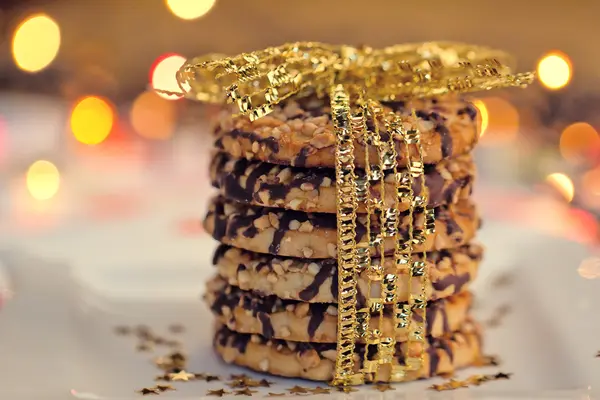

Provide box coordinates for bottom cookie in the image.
[213,321,482,382]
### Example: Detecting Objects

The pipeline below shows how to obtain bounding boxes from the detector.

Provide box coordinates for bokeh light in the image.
[537,52,572,90]
[582,167,600,196]
[578,257,600,279]
[559,122,600,163]
[71,96,115,145]
[12,14,61,73]
[472,99,488,137]
[165,0,216,20]
[130,91,176,140]
[150,54,186,100]
[477,97,519,145]
[26,160,60,200]
[546,172,574,203]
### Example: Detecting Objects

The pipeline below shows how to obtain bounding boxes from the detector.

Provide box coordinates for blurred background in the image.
[0,0,599,256]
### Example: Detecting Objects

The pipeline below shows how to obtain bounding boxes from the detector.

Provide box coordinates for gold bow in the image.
[172,42,533,386]
[167,41,533,120]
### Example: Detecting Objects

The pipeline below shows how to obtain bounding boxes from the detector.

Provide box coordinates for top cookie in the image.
[213,95,479,168]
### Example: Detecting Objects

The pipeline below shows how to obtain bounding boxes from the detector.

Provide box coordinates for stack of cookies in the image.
[203,94,484,381]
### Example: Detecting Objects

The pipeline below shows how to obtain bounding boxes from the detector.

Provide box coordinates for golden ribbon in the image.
[169,42,533,386]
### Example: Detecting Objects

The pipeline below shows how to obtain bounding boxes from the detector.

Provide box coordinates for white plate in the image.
[0,220,599,400]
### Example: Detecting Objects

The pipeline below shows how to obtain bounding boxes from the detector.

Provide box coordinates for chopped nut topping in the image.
[298,221,314,233]
[288,220,301,230]
[302,247,314,258]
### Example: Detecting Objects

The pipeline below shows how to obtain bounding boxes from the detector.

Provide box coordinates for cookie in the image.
[212,243,482,303]
[213,320,482,381]
[203,197,479,258]
[213,95,479,168]
[210,152,475,213]
[205,276,472,343]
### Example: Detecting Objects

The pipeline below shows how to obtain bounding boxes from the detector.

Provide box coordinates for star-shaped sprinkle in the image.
[287,385,309,394]
[267,393,285,397]
[155,384,175,392]
[494,372,512,380]
[310,386,331,394]
[235,388,257,396]
[336,386,357,393]
[114,325,131,335]
[205,374,220,382]
[137,387,160,395]
[168,370,195,381]
[374,383,395,392]
[169,324,185,334]
[207,389,230,397]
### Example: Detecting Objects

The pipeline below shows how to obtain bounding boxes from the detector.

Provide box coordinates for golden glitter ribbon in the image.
[166,41,534,386]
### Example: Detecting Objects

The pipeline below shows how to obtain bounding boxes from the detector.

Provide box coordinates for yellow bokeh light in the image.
[130,91,176,140]
[537,52,572,90]
[559,122,600,163]
[151,54,186,100]
[546,172,574,203]
[26,160,60,200]
[165,0,216,20]
[71,96,114,145]
[472,99,488,137]
[12,14,61,73]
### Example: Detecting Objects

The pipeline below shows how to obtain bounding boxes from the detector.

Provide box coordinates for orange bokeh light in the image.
[70,96,115,145]
[477,97,519,145]
[150,53,186,100]
[130,91,176,140]
[559,122,600,164]
[582,167,600,197]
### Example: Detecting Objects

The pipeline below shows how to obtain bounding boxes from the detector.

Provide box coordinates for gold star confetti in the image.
[169,324,185,334]
[336,386,357,393]
[155,384,175,392]
[474,354,500,367]
[311,386,331,394]
[168,370,195,381]
[135,325,153,339]
[494,372,512,380]
[193,373,206,380]
[374,383,395,392]
[137,387,160,395]
[154,373,170,382]
[136,342,154,352]
[267,393,285,397]
[287,385,309,394]
[205,374,220,382]
[235,388,257,396]
[231,374,250,380]
[448,379,469,389]
[258,379,274,388]
[207,389,230,397]
[114,325,131,335]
